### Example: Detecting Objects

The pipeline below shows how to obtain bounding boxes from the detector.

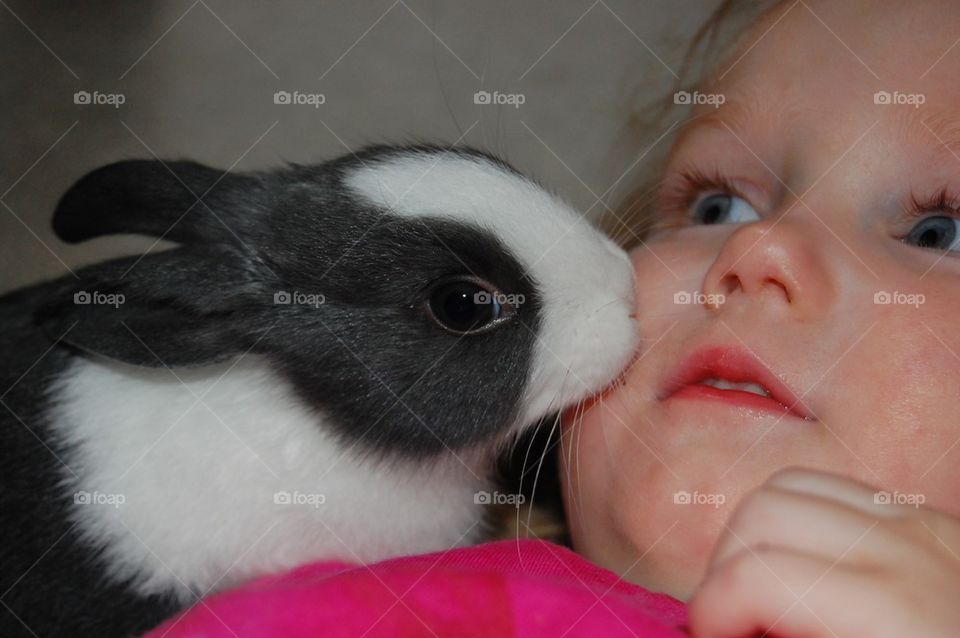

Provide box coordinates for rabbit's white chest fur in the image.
[46,355,489,603]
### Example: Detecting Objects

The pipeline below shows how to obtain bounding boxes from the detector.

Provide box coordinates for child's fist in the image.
[688,467,960,637]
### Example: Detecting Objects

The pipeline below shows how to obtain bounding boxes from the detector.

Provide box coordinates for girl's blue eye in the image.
[693,193,760,225]
[905,215,960,251]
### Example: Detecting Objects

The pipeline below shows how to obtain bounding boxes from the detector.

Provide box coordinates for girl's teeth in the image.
[700,378,771,398]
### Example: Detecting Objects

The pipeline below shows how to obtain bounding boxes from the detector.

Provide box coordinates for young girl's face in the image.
[562,0,960,599]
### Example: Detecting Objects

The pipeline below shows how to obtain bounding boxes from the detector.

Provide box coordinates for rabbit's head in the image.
[40,145,639,458]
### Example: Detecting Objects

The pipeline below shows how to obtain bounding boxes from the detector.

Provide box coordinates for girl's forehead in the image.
[685,3,960,162]
[712,0,960,95]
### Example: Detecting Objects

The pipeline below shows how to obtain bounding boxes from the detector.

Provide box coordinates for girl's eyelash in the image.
[905,187,960,219]
[656,168,748,225]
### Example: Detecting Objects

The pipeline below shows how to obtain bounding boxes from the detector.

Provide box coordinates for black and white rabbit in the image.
[0,144,638,636]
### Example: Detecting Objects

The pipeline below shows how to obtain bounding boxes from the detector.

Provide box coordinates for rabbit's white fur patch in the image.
[48,354,488,602]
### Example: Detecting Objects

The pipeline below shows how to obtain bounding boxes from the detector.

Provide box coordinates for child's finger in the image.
[689,546,884,638]
[763,466,909,517]
[759,468,960,558]
[709,486,882,571]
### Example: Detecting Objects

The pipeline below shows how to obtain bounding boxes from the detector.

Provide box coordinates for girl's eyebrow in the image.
[917,110,960,160]
[673,91,776,148]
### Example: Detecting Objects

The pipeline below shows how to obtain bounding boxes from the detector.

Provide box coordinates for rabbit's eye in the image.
[424,276,518,335]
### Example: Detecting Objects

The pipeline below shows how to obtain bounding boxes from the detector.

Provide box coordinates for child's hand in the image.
[687,467,960,637]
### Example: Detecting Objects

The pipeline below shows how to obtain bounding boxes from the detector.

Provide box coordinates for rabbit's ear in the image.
[53,160,266,246]
[36,248,270,367]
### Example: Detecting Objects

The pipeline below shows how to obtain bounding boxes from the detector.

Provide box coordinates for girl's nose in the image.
[701,218,835,320]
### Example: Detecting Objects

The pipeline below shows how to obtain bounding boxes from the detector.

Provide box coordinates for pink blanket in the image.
[146,539,689,637]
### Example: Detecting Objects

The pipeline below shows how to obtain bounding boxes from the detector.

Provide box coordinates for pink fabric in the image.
[145,539,689,637]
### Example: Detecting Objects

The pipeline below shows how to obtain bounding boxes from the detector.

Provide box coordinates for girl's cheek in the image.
[630,234,694,315]
[628,229,726,340]
[853,301,960,512]
[629,226,731,284]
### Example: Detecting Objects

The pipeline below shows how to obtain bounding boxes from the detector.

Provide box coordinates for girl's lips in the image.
[667,384,797,417]
[660,346,815,420]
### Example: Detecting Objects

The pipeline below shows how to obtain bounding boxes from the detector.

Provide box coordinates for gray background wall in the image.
[1,1,720,294]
